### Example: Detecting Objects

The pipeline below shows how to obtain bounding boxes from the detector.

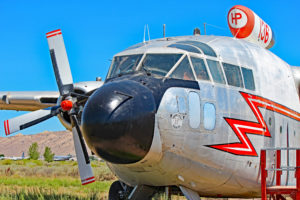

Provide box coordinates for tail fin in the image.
[291,66,300,99]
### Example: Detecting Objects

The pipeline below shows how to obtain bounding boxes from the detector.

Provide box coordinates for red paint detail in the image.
[82,179,95,185]
[296,150,300,199]
[260,150,267,200]
[46,32,62,38]
[4,120,7,136]
[231,12,242,25]
[276,150,282,186]
[82,176,95,182]
[261,149,300,199]
[81,176,95,185]
[228,5,255,39]
[46,29,61,36]
[209,92,300,156]
[61,100,73,111]
[6,120,10,135]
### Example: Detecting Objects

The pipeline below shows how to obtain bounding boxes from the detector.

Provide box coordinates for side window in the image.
[177,96,187,113]
[222,63,244,88]
[169,56,195,81]
[188,92,200,128]
[191,57,210,81]
[203,103,216,130]
[242,67,256,91]
[206,60,226,84]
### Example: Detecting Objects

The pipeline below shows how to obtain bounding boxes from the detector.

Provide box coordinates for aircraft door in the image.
[263,110,276,185]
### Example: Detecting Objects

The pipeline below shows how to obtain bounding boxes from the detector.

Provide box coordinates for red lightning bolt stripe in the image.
[208,92,300,156]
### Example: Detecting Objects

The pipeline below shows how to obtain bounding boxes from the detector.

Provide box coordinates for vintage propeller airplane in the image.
[1,5,300,200]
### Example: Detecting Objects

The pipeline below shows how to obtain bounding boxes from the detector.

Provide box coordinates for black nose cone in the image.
[82,80,156,164]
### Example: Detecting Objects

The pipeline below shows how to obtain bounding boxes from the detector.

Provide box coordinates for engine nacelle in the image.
[228,5,275,49]
[57,81,104,130]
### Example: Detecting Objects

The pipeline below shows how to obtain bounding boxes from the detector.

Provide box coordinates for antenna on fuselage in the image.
[163,24,166,38]
[143,24,151,43]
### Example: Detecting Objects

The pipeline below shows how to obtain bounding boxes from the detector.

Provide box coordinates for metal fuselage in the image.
[83,35,300,198]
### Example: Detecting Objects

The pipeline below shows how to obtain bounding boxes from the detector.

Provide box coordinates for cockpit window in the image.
[206,60,226,84]
[242,67,255,90]
[169,56,195,81]
[168,44,201,54]
[140,54,183,77]
[177,41,217,57]
[223,63,244,88]
[108,54,143,78]
[190,57,210,81]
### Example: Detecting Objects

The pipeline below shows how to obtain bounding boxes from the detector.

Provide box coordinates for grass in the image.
[0,159,115,199]
[0,160,219,199]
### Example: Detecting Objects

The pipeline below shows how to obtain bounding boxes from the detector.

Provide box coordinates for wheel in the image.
[109,180,131,200]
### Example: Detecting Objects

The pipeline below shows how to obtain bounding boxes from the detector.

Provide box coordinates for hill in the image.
[0,131,92,157]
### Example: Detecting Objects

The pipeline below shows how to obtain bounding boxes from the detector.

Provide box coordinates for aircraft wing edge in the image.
[0,91,59,111]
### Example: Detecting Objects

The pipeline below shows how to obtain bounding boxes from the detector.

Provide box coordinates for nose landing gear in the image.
[108,181,156,200]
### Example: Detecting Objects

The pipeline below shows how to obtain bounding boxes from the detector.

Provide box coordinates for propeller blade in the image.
[4,106,60,136]
[46,29,74,96]
[70,115,95,185]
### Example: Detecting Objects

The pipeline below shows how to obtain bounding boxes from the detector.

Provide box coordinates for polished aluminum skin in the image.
[1,35,299,198]
[107,35,300,198]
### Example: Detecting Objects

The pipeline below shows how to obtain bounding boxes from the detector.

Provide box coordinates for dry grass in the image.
[0,160,115,199]
[0,159,115,181]
[0,160,270,199]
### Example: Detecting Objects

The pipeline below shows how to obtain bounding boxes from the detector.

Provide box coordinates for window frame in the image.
[222,62,245,88]
[176,40,218,58]
[188,53,212,82]
[206,59,227,85]
[241,66,256,91]
[165,54,197,80]
[136,53,184,78]
[106,54,144,79]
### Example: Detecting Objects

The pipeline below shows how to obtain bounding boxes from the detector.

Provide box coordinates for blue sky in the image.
[0,0,299,136]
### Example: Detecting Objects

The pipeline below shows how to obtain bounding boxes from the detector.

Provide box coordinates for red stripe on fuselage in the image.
[208,92,300,156]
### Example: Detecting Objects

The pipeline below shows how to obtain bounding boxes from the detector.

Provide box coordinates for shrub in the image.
[2,159,12,165]
[28,142,40,160]
[43,147,54,163]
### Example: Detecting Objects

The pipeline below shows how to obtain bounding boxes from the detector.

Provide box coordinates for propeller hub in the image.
[82,80,156,164]
[61,99,73,111]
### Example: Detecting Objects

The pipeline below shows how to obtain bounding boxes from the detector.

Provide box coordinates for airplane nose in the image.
[82,80,156,164]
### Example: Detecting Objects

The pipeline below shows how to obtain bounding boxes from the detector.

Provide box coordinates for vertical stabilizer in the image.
[291,66,300,98]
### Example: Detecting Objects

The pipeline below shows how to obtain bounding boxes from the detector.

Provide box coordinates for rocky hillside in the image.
[0,131,92,157]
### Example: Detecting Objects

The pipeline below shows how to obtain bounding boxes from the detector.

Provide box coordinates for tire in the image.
[109,181,126,200]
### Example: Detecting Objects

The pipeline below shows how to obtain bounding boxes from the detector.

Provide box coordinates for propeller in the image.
[4,29,95,185]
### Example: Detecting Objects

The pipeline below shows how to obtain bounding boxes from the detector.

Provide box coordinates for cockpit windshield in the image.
[140,54,183,77]
[108,54,143,78]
